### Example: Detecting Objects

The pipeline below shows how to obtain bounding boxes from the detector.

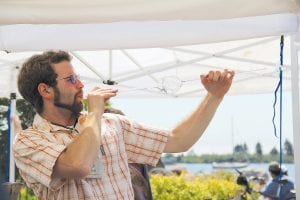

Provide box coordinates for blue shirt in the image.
[261,176,294,199]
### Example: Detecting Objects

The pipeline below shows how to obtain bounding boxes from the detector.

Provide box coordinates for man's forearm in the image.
[53,112,101,178]
[165,94,222,153]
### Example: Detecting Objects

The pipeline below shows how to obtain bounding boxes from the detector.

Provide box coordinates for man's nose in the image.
[76,79,84,89]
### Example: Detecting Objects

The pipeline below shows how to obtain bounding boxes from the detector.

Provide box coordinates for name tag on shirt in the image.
[86,154,103,179]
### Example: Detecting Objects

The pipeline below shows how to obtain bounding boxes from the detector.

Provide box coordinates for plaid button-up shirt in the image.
[13,113,169,200]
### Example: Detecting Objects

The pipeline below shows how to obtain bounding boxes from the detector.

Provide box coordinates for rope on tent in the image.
[271,35,284,199]
[116,76,196,96]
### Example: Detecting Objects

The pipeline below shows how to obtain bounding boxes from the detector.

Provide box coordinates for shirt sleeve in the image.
[13,129,67,191]
[261,181,279,198]
[114,114,169,166]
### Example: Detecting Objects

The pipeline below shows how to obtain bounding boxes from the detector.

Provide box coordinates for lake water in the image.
[166,163,295,182]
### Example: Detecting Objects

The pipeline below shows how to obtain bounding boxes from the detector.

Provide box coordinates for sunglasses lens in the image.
[70,75,76,84]
[59,74,80,84]
[70,75,80,84]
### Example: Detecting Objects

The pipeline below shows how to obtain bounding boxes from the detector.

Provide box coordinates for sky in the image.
[111,91,293,155]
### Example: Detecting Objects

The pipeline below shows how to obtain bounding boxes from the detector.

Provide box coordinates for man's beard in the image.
[53,87,83,117]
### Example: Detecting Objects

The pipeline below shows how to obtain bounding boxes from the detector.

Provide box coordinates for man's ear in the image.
[37,83,52,99]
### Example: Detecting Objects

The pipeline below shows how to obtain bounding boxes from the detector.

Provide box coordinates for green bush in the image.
[150,171,252,200]
[19,187,37,200]
[18,171,257,199]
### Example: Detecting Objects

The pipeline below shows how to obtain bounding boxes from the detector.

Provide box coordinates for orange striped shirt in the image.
[13,113,169,200]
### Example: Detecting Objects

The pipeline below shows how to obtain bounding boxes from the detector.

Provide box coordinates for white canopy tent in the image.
[0,0,300,195]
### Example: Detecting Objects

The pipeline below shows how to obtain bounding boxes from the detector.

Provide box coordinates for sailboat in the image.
[212,161,249,169]
[212,117,249,169]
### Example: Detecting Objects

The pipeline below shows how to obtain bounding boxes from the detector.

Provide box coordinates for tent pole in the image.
[290,34,300,194]
[109,50,112,80]
[121,50,158,83]
[115,37,278,83]
[71,52,107,81]
[9,66,18,183]
[9,93,16,183]
[168,46,292,70]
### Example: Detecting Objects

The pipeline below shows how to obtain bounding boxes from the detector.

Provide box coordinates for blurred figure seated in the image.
[259,162,294,200]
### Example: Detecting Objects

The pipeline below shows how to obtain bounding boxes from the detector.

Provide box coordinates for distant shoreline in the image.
[162,153,294,164]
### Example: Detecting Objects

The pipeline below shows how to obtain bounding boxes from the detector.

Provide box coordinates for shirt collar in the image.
[33,114,80,133]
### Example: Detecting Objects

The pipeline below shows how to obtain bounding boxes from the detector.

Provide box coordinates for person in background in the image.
[260,161,294,200]
[104,107,153,200]
[13,50,234,200]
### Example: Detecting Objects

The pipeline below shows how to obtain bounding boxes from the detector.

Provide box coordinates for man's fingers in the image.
[207,71,214,81]
[88,88,118,105]
[228,70,235,79]
[220,69,228,81]
[200,74,206,81]
[212,71,221,81]
[201,69,235,84]
[203,70,223,82]
[90,88,118,95]
[87,89,118,112]
[220,69,235,81]
[102,92,118,100]
[92,88,118,92]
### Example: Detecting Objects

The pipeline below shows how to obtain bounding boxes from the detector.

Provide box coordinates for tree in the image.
[162,153,177,164]
[284,139,294,156]
[255,142,263,156]
[233,144,244,154]
[0,98,10,180]
[16,99,36,128]
[233,143,249,154]
[270,147,279,155]
[187,149,196,156]
[243,143,248,154]
[176,154,184,162]
[0,98,35,181]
